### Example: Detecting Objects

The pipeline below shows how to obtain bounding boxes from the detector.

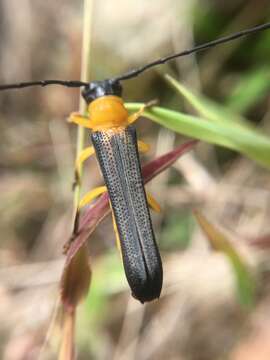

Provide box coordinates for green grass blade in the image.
[126,103,270,169]
[164,74,250,128]
[194,211,255,308]
[225,67,270,113]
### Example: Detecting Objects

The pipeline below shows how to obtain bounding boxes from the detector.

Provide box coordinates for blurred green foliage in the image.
[160,212,193,251]
[225,67,270,113]
[194,211,256,308]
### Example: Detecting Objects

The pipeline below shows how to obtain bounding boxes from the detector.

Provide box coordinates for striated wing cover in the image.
[91,125,163,302]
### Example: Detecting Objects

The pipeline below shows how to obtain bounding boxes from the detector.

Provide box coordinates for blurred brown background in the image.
[1,0,270,359]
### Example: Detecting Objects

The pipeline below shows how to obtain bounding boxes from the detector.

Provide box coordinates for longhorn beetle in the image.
[1,22,270,302]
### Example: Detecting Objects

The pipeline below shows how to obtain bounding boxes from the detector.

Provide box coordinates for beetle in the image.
[69,79,163,302]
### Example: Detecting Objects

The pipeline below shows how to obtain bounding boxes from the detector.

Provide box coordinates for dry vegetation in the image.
[1,0,270,359]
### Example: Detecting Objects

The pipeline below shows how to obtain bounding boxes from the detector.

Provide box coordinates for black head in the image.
[82,79,122,104]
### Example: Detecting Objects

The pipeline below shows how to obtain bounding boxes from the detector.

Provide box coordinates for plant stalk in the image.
[73,0,93,214]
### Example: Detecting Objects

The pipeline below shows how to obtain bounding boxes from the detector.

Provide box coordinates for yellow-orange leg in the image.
[68,112,92,128]
[77,185,122,254]
[146,192,161,213]
[64,185,107,252]
[69,112,94,186]
[74,140,148,187]
[128,100,158,125]
[79,185,107,209]
[76,140,148,174]
[75,146,95,174]
[78,188,158,252]
[137,140,150,153]
[111,210,122,255]
[72,146,95,188]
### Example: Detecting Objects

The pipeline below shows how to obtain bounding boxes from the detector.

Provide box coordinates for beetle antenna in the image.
[113,21,270,82]
[0,79,88,91]
[1,22,270,90]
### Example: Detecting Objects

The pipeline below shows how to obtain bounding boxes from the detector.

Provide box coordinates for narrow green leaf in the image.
[126,103,270,168]
[225,67,270,113]
[163,75,270,168]
[194,210,255,308]
[164,73,250,128]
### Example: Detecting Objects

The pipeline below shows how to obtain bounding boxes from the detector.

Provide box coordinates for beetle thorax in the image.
[88,95,129,131]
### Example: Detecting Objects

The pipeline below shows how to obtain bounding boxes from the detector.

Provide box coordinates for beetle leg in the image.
[79,186,107,209]
[68,112,92,128]
[111,210,122,255]
[146,192,161,213]
[137,140,150,153]
[128,100,157,124]
[75,146,95,173]
[73,146,95,187]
